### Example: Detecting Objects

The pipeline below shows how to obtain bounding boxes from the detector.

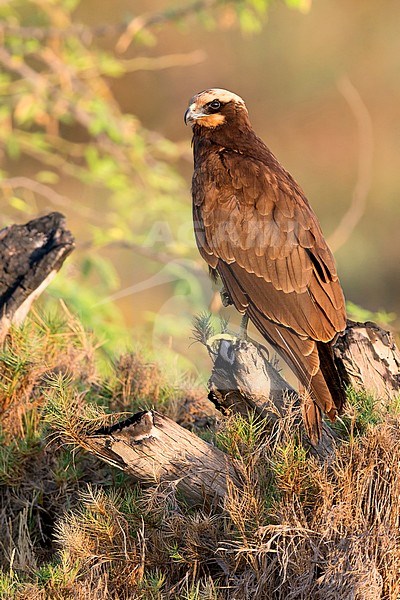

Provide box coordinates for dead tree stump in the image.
[208,338,337,460]
[208,320,400,460]
[0,212,74,342]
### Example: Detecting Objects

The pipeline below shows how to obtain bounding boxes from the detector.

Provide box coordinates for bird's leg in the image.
[239,313,249,340]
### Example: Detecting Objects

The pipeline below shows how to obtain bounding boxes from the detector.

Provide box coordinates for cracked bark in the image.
[208,337,337,460]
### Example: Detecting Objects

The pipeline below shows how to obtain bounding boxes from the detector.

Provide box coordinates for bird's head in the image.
[184,88,249,131]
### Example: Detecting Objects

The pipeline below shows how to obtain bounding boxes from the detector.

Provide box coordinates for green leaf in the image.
[8,196,34,214]
[14,94,37,125]
[36,171,60,184]
[5,136,21,160]
[284,0,312,13]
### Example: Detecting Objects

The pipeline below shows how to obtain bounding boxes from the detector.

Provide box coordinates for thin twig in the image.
[116,0,223,53]
[78,239,195,269]
[1,177,69,207]
[328,76,374,252]
[120,50,206,73]
[0,0,227,47]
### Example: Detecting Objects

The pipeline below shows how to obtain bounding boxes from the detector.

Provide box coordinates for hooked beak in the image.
[184,105,204,126]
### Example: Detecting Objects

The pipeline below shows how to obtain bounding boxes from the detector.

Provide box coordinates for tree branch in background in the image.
[328,76,374,252]
[1,177,70,208]
[120,50,206,72]
[0,47,128,166]
[78,239,204,276]
[0,0,227,45]
[116,0,224,52]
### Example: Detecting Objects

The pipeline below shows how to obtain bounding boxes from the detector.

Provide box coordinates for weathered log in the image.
[208,338,336,460]
[334,320,400,400]
[0,212,74,342]
[207,321,400,460]
[83,410,242,506]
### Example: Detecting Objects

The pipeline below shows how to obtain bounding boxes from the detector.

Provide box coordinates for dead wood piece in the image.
[207,321,400,460]
[334,320,400,400]
[208,338,336,460]
[0,212,74,341]
[84,410,241,506]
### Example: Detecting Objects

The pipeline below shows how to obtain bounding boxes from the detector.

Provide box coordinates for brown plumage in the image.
[185,88,347,444]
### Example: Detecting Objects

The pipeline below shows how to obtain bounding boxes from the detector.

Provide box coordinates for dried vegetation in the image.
[0,311,399,599]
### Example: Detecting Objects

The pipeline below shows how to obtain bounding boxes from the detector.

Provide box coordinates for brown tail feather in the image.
[246,305,346,443]
[300,391,322,446]
[291,341,346,441]
[316,341,346,415]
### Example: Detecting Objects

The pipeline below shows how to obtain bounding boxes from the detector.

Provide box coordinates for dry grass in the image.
[0,312,400,599]
[0,309,96,438]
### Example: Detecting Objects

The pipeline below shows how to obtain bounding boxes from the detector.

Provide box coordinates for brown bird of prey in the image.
[184,88,347,444]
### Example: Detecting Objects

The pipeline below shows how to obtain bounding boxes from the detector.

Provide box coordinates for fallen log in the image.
[83,410,242,507]
[0,212,74,342]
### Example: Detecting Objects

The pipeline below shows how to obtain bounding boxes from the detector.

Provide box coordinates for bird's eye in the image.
[208,99,221,112]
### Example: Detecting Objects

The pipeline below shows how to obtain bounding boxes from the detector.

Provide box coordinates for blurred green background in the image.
[1,0,399,377]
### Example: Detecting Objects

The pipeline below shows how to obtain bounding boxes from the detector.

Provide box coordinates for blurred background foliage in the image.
[0,0,399,375]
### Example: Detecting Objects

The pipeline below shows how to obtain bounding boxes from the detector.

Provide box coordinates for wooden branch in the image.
[208,338,336,460]
[334,321,400,400]
[0,0,225,43]
[83,410,242,507]
[0,212,74,342]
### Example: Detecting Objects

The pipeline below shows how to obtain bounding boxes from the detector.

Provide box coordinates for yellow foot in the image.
[206,333,238,354]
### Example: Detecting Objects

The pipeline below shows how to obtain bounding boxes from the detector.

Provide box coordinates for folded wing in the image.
[193,150,346,429]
